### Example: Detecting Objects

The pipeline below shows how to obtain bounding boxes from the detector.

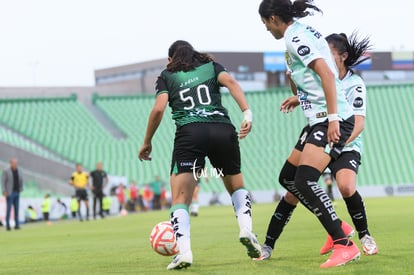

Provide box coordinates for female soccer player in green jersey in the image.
[258,0,360,268]
[139,40,261,270]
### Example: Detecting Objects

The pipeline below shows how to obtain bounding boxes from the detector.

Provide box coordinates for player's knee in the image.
[338,184,356,198]
[278,161,297,188]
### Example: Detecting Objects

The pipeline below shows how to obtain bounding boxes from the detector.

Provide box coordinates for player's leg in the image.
[294,119,360,267]
[76,190,82,221]
[93,195,97,219]
[333,152,378,255]
[5,194,13,230]
[256,149,301,260]
[258,126,312,260]
[209,123,260,259]
[99,194,104,218]
[83,191,90,220]
[14,193,20,229]
[167,123,205,270]
[221,173,261,259]
[167,172,196,270]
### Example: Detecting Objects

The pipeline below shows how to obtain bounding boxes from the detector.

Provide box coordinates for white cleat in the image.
[239,228,261,259]
[166,251,193,270]
[360,234,378,255]
[253,244,273,261]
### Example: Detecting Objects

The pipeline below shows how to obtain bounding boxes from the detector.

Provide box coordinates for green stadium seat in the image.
[1,84,413,194]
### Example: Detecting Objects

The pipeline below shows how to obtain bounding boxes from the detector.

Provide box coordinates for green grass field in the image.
[1,196,413,274]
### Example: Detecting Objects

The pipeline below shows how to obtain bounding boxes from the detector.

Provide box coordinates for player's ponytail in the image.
[259,0,322,23]
[326,32,372,69]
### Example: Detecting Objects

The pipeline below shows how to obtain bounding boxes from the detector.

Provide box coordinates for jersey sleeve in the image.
[348,78,367,117]
[213,62,227,75]
[155,76,168,95]
[285,31,323,67]
[213,62,228,87]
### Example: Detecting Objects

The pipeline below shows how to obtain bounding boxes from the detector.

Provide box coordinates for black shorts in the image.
[302,116,354,160]
[75,189,88,201]
[294,125,311,152]
[170,123,241,176]
[329,150,361,175]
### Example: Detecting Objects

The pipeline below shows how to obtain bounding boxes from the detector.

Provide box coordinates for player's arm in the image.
[218,71,252,139]
[309,58,340,145]
[280,71,300,113]
[139,88,169,161]
[69,175,74,186]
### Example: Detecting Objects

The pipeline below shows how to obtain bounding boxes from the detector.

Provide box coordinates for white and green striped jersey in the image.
[284,21,354,126]
[342,70,366,154]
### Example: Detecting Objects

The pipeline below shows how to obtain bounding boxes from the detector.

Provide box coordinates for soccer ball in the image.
[149,221,178,256]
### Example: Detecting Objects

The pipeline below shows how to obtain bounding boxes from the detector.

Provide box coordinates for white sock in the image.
[231,189,252,232]
[170,206,191,254]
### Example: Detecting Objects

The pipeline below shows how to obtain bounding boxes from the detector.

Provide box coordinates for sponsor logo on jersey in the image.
[353,97,363,108]
[297,45,311,56]
[179,161,194,167]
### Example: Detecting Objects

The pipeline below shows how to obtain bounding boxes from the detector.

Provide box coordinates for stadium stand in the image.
[0,83,413,195]
[0,126,63,162]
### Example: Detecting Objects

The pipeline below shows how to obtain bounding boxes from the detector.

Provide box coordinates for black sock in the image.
[264,197,297,249]
[344,191,370,239]
[295,165,345,241]
[279,161,313,212]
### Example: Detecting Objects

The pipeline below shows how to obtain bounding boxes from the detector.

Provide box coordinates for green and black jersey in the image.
[155,61,232,127]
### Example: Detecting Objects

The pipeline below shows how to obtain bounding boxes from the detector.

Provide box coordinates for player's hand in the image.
[239,120,252,139]
[280,96,299,113]
[327,120,340,148]
[3,191,7,197]
[138,143,152,161]
[239,109,252,139]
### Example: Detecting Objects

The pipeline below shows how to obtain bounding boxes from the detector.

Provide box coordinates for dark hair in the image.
[326,32,372,69]
[167,40,214,73]
[259,0,322,23]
